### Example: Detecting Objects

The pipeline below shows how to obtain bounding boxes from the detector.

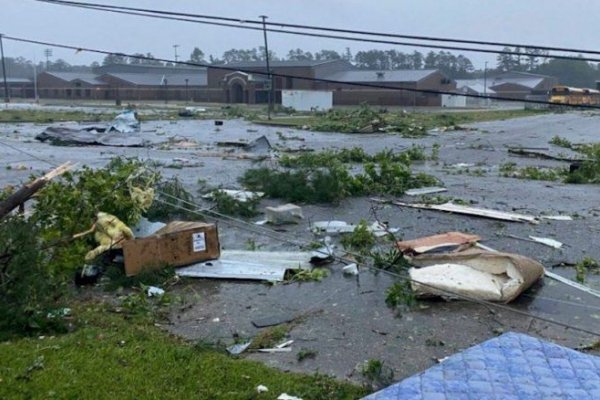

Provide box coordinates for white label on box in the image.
[192,232,206,252]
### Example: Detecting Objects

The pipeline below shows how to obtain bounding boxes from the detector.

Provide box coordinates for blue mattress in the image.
[363,332,600,400]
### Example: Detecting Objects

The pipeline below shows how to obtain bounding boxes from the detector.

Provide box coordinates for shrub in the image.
[0,217,66,339]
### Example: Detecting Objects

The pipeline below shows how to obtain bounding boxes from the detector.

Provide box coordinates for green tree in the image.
[315,50,342,61]
[287,48,314,61]
[189,47,205,64]
[102,53,127,66]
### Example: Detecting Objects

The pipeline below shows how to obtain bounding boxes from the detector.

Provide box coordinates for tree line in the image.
[2,46,600,87]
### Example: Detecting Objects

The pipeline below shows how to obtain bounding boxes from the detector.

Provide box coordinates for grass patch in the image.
[361,359,394,388]
[210,190,260,218]
[249,325,290,349]
[340,220,376,255]
[385,281,417,309]
[241,148,438,204]
[371,248,411,274]
[286,268,330,283]
[550,135,573,149]
[256,107,548,136]
[0,109,117,123]
[0,303,366,399]
[574,257,599,284]
[499,162,567,181]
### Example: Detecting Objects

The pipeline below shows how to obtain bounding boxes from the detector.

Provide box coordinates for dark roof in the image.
[95,63,206,75]
[323,69,440,83]
[43,72,106,85]
[214,59,342,68]
[103,72,207,86]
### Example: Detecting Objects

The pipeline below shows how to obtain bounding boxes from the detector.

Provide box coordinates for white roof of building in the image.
[323,69,439,83]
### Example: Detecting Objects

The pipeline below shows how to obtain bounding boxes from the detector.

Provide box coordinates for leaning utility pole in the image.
[0,34,10,103]
[260,15,273,120]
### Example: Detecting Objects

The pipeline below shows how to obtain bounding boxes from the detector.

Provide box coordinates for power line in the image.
[1,136,598,337]
[154,195,600,338]
[5,34,600,110]
[36,0,600,58]
[33,0,600,64]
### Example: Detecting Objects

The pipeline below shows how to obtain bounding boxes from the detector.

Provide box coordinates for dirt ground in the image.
[1,109,599,385]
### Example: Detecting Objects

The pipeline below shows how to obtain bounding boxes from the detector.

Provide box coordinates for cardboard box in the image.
[122,221,220,276]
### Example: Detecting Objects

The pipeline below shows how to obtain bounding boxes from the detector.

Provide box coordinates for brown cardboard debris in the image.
[122,221,220,276]
[397,232,481,254]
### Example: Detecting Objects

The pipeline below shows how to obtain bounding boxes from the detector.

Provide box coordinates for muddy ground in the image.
[1,110,599,385]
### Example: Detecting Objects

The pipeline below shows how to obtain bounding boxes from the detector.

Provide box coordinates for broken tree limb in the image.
[507,148,585,162]
[0,162,76,220]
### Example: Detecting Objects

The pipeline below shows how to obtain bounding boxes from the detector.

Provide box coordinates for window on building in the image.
[286,77,293,89]
[85,89,91,97]
[75,89,82,97]
[66,89,72,97]
[75,82,82,87]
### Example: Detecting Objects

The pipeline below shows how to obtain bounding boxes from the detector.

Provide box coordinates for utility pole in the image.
[33,62,39,103]
[44,48,53,70]
[0,34,10,103]
[260,15,273,120]
[173,44,179,62]
[483,61,488,107]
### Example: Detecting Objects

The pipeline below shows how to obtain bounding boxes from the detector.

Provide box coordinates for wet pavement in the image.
[1,110,599,384]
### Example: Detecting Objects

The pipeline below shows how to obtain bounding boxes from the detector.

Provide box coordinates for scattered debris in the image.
[256,385,269,393]
[265,203,304,225]
[276,340,294,348]
[343,263,359,276]
[277,394,303,400]
[226,341,252,355]
[132,218,166,237]
[505,234,563,249]
[544,270,600,299]
[311,220,399,237]
[146,286,165,297]
[244,135,272,154]
[528,236,563,249]
[409,249,545,303]
[508,147,585,162]
[541,215,573,221]
[203,189,264,203]
[36,111,144,146]
[176,250,313,282]
[178,107,206,117]
[397,232,481,255]
[379,199,538,224]
[405,187,448,196]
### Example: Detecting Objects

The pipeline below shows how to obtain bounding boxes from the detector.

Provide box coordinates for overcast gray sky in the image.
[2,0,600,68]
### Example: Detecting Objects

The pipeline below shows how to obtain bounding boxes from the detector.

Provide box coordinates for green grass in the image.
[255,109,548,132]
[0,302,367,400]
[0,109,117,123]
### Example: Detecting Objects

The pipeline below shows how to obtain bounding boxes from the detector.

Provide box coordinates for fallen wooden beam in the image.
[0,162,76,220]
[507,148,585,162]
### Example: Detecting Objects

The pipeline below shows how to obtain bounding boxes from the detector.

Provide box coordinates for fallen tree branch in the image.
[0,162,76,220]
